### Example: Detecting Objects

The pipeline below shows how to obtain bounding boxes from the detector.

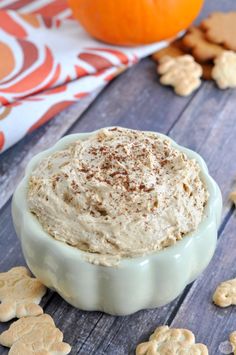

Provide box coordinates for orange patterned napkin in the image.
[0,0,172,153]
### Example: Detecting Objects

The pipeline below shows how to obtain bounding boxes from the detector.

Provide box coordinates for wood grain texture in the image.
[169,212,236,354]
[43,290,182,355]
[196,0,236,22]
[169,82,236,217]
[68,59,193,135]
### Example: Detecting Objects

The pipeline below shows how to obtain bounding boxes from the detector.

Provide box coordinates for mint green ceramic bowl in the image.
[12,128,222,315]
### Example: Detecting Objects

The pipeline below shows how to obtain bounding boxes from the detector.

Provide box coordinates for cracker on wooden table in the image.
[157,55,202,96]
[201,12,236,51]
[212,51,236,89]
[136,325,208,354]
[0,314,71,354]
[213,278,236,307]
[0,266,46,322]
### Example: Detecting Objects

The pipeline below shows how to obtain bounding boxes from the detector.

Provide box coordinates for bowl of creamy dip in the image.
[12,127,222,315]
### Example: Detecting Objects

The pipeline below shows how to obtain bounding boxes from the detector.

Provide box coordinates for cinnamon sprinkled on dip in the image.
[28,127,208,266]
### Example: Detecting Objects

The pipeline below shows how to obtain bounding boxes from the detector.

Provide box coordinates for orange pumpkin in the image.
[68,0,204,46]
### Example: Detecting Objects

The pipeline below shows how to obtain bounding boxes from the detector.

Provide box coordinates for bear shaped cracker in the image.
[0,266,46,322]
[136,325,208,354]
[182,27,223,62]
[201,12,236,51]
[212,51,236,89]
[213,277,236,307]
[157,55,202,96]
[0,314,71,354]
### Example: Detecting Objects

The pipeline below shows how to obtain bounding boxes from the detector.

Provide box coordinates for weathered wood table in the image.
[1,0,236,353]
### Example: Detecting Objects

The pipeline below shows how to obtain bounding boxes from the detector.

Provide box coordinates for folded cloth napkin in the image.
[0,0,172,153]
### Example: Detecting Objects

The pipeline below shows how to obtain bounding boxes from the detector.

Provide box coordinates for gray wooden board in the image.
[169,82,236,218]
[68,58,194,135]
[0,0,236,353]
[170,212,236,355]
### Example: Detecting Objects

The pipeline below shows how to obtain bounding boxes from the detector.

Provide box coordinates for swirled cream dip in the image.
[28,127,208,266]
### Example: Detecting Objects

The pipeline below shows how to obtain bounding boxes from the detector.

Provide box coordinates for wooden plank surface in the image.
[169,83,236,217]
[1,0,236,354]
[170,212,236,354]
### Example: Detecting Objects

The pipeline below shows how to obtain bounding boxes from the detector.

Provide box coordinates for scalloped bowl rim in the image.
[15,127,221,268]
